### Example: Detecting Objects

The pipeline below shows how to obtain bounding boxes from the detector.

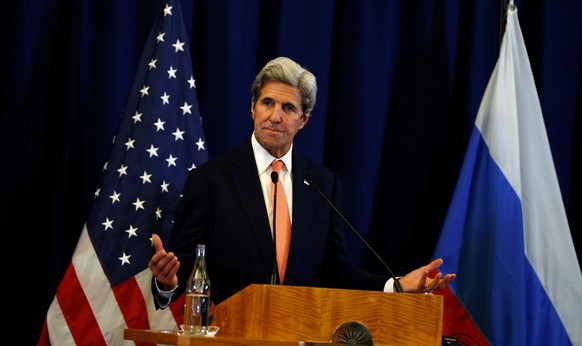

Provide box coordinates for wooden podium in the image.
[124,284,443,345]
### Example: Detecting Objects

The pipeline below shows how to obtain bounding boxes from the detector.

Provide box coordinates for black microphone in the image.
[304,175,403,293]
[270,171,280,285]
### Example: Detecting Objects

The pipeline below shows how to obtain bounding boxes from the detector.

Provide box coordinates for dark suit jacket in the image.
[157,139,388,306]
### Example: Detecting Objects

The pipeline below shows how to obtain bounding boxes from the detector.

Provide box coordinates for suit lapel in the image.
[229,141,275,264]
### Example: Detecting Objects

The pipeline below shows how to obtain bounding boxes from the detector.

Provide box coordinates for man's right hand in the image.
[148,234,180,291]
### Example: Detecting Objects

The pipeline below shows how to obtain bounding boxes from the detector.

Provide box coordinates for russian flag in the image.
[434,3,582,346]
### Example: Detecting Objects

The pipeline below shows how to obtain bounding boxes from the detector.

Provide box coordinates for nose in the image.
[269,105,284,123]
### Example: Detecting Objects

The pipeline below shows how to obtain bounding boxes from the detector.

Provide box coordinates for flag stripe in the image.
[112,274,150,329]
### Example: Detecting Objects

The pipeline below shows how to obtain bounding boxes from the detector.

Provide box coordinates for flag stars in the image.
[132,111,143,123]
[148,58,157,70]
[140,85,150,97]
[156,31,165,43]
[94,187,101,199]
[173,128,185,141]
[166,154,177,167]
[163,4,172,16]
[125,225,138,238]
[167,66,177,79]
[188,163,197,171]
[118,252,131,266]
[188,76,196,88]
[133,198,145,211]
[147,144,159,158]
[172,39,185,53]
[161,181,169,193]
[102,218,114,230]
[125,138,135,150]
[117,164,128,177]
[196,137,205,151]
[109,191,121,204]
[180,101,192,115]
[155,207,163,219]
[140,171,152,184]
[154,118,165,131]
[160,93,170,105]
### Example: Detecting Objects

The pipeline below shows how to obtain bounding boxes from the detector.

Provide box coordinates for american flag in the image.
[39,0,207,344]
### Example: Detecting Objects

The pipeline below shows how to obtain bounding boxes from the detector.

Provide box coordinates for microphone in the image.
[270,171,280,285]
[304,175,403,293]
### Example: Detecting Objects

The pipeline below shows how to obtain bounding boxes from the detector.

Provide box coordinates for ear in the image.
[298,113,310,129]
[250,99,256,119]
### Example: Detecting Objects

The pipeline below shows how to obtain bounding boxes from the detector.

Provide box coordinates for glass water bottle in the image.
[183,244,211,335]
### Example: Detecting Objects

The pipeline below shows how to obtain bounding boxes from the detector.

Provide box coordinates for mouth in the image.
[264,127,283,135]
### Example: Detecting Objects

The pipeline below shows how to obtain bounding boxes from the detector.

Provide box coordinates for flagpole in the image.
[499,0,508,50]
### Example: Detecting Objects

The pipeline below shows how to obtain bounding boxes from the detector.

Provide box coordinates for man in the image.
[148,56,455,307]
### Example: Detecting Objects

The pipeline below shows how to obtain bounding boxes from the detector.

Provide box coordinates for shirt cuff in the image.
[383,277,402,293]
[154,279,178,309]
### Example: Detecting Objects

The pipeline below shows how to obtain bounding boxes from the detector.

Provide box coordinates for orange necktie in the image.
[271,160,291,283]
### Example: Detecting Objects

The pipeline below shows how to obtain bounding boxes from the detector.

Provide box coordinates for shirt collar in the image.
[251,132,293,174]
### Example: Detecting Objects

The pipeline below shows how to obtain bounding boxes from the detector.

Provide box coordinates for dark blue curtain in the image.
[3,0,580,344]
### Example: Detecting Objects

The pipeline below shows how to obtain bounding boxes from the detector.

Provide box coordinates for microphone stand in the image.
[270,171,280,285]
[305,176,404,293]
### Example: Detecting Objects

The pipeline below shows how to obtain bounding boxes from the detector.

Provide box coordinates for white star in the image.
[132,111,143,123]
[140,85,150,97]
[117,164,128,177]
[188,163,197,171]
[109,190,121,204]
[180,101,192,115]
[133,198,145,211]
[125,138,135,150]
[118,252,131,266]
[172,128,185,141]
[160,92,170,105]
[140,171,152,184]
[196,137,205,150]
[125,225,138,238]
[102,218,114,230]
[172,39,185,53]
[94,187,101,199]
[161,181,170,193]
[148,58,157,70]
[167,66,177,79]
[154,118,165,131]
[166,154,177,167]
[188,75,196,88]
[156,31,165,43]
[147,144,159,158]
[155,207,162,219]
[102,161,108,172]
[163,4,173,16]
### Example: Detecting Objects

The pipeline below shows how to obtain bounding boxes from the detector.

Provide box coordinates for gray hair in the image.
[251,57,317,116]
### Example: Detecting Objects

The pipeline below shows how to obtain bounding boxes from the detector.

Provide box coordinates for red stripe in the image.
[56,262,107,345]
[38,319,51,346]
[112,277,156,346]
[436,287,490,345]
[169,292,185,325]
[112,276,151,329]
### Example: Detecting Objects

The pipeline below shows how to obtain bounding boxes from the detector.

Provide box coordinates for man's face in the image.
[251,80,309,158]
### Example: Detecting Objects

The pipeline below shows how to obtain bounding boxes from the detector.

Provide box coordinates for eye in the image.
[282,104,298,113]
